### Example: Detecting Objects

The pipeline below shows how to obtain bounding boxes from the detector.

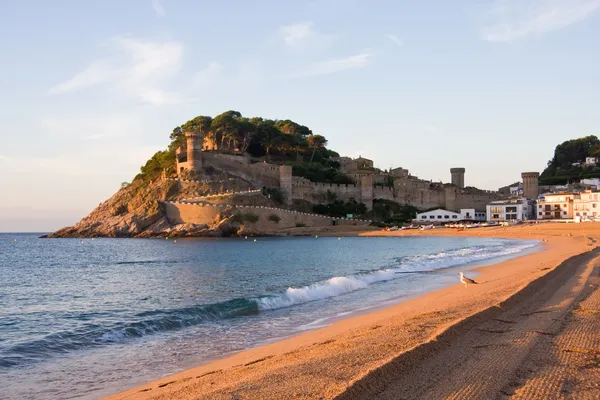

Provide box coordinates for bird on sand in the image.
[459,272,478,285]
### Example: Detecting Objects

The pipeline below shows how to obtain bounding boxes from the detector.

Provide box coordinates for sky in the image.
[1,0,599,232]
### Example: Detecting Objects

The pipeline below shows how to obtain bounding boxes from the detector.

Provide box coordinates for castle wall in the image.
[163,201,221,225]
[292,177,362,204]
[444,187,503,212]
[373,186,395,201]
[202,153,280,188]
[162,201,370,232]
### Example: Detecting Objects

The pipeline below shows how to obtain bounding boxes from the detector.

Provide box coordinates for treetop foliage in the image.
[137,110,348,184]
[541,135,600,184]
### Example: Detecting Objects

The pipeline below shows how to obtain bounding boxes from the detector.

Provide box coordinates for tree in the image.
[307,134,328,162]
[255,120,282,161]
[211,110,242,151]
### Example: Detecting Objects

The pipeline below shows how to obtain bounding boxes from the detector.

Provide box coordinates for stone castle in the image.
[175,132,535,212]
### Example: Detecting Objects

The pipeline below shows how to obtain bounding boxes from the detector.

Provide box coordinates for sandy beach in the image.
[107,223,600,400]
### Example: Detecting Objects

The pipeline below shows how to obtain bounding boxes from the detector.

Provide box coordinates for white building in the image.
[536,192,575,220]
[460,209,487,221]
[581,178,600,188]
[573,190,600,221]
[416,208,486,223]
[486,199,531,222]
[586,157,597,166]
[536,190,600,221]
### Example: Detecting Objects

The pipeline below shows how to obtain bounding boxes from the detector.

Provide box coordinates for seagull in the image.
[459,272,478,285]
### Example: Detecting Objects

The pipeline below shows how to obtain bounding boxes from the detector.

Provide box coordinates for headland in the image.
[45,111,543,239]
[106,222,600,399]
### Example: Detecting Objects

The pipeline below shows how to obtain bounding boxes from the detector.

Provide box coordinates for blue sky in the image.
[1,0,599,231]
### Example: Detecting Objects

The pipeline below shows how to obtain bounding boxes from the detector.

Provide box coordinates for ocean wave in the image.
[1,240,538,368]
[256,241,538,312]
[2,298,259,368]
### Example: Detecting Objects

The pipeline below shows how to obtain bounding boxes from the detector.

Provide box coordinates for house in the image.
[580,178,600,188]
[459,208,487,221]
[536,190,600,221]
[536,193,575,220]
[586,157,597,166]
[573,190,600,221]
[486,199,532,222]
[416,208,486,223]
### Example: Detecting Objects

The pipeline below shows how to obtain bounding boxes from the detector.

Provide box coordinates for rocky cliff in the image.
[44,179,250,238]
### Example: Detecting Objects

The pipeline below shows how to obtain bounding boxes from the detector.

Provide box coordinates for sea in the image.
[0,233,540,400]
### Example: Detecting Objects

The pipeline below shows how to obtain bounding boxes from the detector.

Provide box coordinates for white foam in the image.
[257,270,396,310]
[255,241,538,312]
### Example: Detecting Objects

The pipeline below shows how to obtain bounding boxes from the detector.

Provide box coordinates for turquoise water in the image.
[0,234,539,399]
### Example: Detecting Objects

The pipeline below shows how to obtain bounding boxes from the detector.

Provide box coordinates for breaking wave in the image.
[1,240,537,368]
[256,241,538,310]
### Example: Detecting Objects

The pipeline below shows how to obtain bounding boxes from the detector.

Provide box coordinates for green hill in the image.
[540,135,600,185]
[136,110,351,184]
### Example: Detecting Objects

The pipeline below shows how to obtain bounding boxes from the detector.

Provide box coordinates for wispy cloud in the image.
[279,22,314,47]
[48,37,183,106]
[295,51,372,77]
[152,0,165,17]
[48,61,116,94]
[481,0,600,42]
[387,34,404,47]
[277,21,336,52]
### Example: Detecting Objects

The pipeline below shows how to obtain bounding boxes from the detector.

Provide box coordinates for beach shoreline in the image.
[106,223,598,400]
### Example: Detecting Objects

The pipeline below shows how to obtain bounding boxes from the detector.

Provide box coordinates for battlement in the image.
[161,201,371,231]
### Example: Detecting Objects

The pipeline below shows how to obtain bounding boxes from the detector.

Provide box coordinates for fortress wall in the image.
[236,205,370,231]
[202,152,280,188]
[163,202,370,232]
[163,201,221,225]
[291,180,362,203]
[203,152,250,167]
[373,186,395,201]
[453,192,503,211]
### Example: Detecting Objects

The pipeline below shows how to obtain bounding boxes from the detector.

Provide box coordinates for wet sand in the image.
[107,223,600,400]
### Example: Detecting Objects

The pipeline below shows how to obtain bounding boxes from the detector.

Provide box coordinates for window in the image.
[506,206,517,213]
[564,204,567,207]
[437,215,442,219]
[430,216,435,219]
[539,212,542,216]
[452,215,457,219]
[421,216,427,219]
[444,215,450,219]
[538,205,542,209]
[594,203,597,208]
[576,213,580,216]
[490,206,502,213]
[563,211,567,215]
[492,214,499,219]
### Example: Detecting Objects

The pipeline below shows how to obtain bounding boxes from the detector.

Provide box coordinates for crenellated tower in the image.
[450,167,465,189]
[521,172,539,199]
[176,131,203,178]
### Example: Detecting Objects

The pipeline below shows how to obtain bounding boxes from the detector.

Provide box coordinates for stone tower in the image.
[450,167,465,189]
[279,165,293,205]
[360,175,374,211]
[521,172,540,199]
[185,131,203,175]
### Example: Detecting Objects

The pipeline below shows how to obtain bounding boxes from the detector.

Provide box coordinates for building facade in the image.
[573,190,600,221]
[416,208,486,223]
[487,199,531,222]
[536,193,575,220]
